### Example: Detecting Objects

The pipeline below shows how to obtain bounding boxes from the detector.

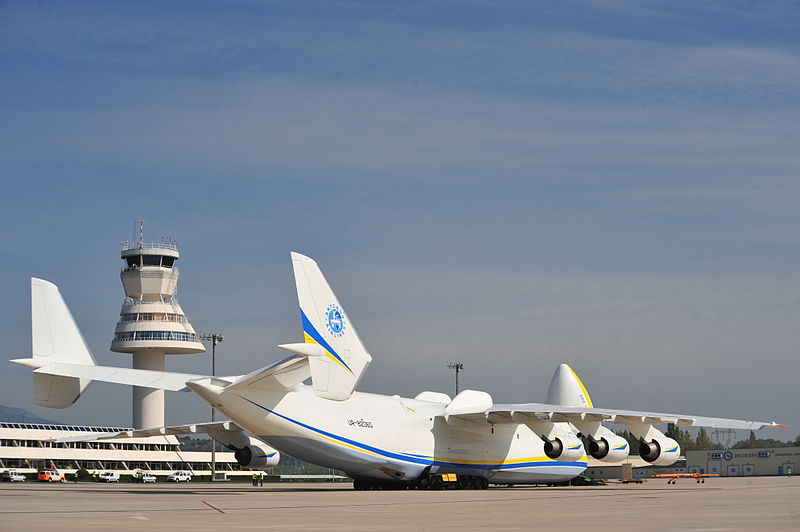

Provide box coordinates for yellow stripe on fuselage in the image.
[317,433,382,458]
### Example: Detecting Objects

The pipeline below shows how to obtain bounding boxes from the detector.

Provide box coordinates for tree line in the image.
[614,425,800,451]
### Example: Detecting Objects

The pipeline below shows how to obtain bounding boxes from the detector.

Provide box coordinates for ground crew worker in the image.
[251,472,257,486]
[259,473,264,487]
[787,466,793,478]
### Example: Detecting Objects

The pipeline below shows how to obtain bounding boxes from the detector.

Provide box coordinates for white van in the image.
[167,471,192,483]
[98,471,120,483]
[132,470,157,483]
[1,470,25,482]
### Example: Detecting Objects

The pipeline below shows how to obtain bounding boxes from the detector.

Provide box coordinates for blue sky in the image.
[1,1,798,440]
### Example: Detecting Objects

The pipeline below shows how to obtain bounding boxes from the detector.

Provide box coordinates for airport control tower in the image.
[111,224,205,429]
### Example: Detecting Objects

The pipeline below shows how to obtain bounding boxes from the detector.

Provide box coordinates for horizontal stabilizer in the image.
[57,420,246,445]
[12,360,206,392]
[55,420,281,467]
[278,343,327,358]
[228,355,311,392]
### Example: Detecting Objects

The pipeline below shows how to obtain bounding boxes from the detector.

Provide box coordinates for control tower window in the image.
[142,255,161,267]
[125,257,139,268]
[161,256,175,268]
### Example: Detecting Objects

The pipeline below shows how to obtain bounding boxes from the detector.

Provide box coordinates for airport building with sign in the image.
[686,447,798,477]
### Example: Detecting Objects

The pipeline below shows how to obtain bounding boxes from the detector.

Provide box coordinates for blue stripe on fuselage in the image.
[240,395,587,471]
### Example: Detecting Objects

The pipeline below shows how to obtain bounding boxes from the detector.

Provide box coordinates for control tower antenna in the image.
[111,223,205,429]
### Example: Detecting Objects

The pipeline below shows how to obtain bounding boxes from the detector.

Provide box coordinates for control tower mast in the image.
[111,222,205,429]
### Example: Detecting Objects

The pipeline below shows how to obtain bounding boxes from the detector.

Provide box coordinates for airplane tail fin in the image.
[545,363,594,408]
[14,278,96,408]
[286,252,372,400]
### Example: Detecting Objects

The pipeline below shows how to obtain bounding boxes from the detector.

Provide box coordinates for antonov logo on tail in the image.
[9,253,788,491]
[325,304,345,336]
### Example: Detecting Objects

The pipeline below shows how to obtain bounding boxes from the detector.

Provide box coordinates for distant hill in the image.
[0,405,61,424]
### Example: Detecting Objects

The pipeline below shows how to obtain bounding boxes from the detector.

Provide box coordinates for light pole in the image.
[201,333,223,481]
[447,362,464,396]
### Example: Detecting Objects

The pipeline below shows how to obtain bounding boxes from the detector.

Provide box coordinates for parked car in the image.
[1,470,26,482]
[132,470,157,483]
[98,471,120,483]
[570,475,606,486]
[167,471,192,483]
[37,469,66,482]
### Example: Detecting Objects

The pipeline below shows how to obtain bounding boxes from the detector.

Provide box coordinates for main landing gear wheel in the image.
[353,474,490,491]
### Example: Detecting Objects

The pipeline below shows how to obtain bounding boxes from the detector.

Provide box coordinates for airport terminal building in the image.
[0,421,249,478]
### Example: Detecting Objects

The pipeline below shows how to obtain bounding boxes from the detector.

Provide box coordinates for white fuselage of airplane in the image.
[189,380,587,483]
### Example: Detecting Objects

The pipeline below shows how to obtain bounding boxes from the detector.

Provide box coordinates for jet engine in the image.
[543,435,585,461]
[638,436,680,466]
[587,435,630,462]
[234,444,280,468]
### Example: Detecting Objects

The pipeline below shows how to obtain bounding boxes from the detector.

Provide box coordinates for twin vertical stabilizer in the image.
[25,278,95,408]
[288,252,372,400]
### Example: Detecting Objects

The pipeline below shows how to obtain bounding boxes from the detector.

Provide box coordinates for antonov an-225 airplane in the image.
[11,253,786,490]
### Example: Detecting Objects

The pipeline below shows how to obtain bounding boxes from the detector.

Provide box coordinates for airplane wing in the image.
[54,420,281,467]
[56,420,252,449]
[442,402,786,431]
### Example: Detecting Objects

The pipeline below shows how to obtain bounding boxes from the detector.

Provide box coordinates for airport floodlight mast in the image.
[447,362,464,396]
[200,333,224,481]
[111,221,205,429]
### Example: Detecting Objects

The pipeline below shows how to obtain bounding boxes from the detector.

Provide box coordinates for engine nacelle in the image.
[234,444,280,468]
[587,435,630,463]
[638,437,680,466]
[543,435,585,461]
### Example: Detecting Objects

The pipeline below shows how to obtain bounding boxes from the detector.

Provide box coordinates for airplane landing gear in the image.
[414,474,488,491]
[352,474,489,491]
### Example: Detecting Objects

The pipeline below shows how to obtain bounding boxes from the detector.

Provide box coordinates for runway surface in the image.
[1,477,797,531]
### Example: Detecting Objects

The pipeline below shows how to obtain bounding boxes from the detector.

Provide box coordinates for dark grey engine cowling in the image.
[234,444,280,468]
[542,435,584,461]
[637,436,680,466]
